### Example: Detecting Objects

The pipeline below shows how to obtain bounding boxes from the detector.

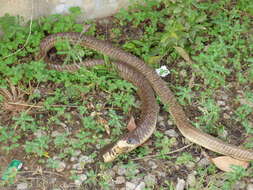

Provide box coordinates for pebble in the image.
[157,115,165,123]
[218,129,228,139]
[17,183,28,190]
[126,181,136,190]
[70,156,78,162]
[115,176,126,185]
[156,171,166,178]
[107,170,116,178]
[223,105,230,110]
[72,163,83,170]
[56,161,66,172]
[187,172,196,187]
[117,166,127,176]
[197,158,210,167]
[217,100,226,106]
[247,184,253,190]
[164,129,179,138]
[167,120,173,126]
[79,155,94,164]
[135,182,145,190]
[51,131,62,137]
[159,121,166,128]
[176,178,185,190]
[144,174,157,187]
[234,181,246,189]
[148,160,158,169]
[34,130,46,138]
[223,113,231,119]
[74,174,87,186]
[185,161,195,170]
[131,176,143,185]
[179,69,187,78]
[49,177,57,184]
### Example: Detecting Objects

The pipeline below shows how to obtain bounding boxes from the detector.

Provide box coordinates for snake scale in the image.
[39,32,253,162]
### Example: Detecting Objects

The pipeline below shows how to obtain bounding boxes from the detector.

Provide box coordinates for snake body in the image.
[40,58,159,162]
[40,32,253,161]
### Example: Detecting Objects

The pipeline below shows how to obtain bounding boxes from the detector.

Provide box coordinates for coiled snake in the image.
[39,32,253,162]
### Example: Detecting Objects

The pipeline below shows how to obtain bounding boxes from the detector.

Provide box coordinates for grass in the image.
[0,0,253,189]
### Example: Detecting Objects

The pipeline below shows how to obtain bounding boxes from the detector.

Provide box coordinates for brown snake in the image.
[39,32,253,161]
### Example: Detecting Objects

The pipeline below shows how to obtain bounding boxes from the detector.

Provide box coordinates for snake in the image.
[39,32,253,162]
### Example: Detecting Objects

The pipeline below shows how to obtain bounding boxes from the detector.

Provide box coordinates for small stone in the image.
[112,165,118,171]
[70,156,78,162]
[17,183,28,190]
[56,161,66,172]
[79,155,94,164]
[49,178,57,184]
[135,182,145,190]
[157,115,164,123]
[131,176,143,185]
[148,160,158,169]
[117,166,127,176]
[74,150,81,156]
[51,131,62,137]
[72,163,83,170]
[217,100,225,106]
[34,130,46,138]
[115,176,126,185]
[247,184,253,190]
[164,129,179,137]
[219,129,228,139]
[187,173,196,187]
[185,161,195,170]
[179,69,187,78]
[223,113,230,119]
[144,174,157,187]
[234,181,246,189]
[197,158,210,167]
[159,121,166,128]
[107,170,116,178]
[167,120,173,126]
[126,182,136,190]
[176,178,185,190]
[155,171,166,178]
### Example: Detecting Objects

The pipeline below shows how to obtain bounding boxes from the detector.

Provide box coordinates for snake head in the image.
[100,135,139,162]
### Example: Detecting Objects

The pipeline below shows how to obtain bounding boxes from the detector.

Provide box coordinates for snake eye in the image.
[127,138,137,144]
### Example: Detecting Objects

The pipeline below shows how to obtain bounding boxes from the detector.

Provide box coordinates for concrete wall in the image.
[0,0,131,21]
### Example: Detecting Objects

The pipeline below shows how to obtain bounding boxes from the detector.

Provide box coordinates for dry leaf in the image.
[127,116,137,132]
[211,156,249,172]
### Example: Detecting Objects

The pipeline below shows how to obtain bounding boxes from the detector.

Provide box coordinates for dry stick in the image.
[132,143,193,161]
